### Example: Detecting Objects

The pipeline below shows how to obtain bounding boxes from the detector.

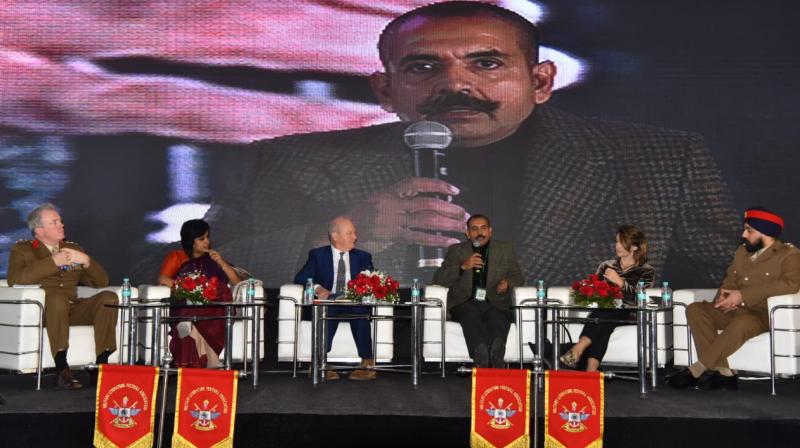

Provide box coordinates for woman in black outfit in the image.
[560,225,655,371]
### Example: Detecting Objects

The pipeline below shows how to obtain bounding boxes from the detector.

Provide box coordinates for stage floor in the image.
[1,366,799,447]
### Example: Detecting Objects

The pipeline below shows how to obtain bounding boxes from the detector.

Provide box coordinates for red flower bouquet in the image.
[171,271,220,305]
[344,270,400,303]
[570,274,623,308]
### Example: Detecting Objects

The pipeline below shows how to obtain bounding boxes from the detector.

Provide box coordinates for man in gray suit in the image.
[206,2,739,288]
[433,214,523,368]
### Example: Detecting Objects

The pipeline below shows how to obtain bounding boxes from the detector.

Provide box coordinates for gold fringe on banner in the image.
[471,433,531,448]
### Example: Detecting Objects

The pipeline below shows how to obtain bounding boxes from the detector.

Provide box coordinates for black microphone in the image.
[472,240,483,274]
[403,121,453,268]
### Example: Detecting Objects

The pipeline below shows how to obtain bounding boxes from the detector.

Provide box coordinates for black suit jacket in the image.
[207,105,739,288]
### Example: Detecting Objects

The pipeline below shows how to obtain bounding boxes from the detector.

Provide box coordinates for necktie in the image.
[335,252,346,293]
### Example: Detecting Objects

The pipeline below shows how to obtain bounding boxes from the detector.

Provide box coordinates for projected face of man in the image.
[371,13,555,148]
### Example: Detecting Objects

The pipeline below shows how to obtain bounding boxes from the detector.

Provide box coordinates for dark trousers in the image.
[326,305,373,359]
[451,300,512,357]
[579,309,634,363]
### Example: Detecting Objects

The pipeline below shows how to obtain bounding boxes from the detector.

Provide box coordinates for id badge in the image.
[475,288,487,301]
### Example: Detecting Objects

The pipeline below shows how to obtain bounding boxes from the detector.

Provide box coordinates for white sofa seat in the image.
[673,289,800,376]
[547,286,673,367]
[137,282,265,365]
[422,285,528,364]
[276,284,394,365]
[0,280,131,373]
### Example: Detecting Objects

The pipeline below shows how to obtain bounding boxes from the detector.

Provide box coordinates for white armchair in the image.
[276,284,394,374]
[136,281,265,366]
[421,285,531,365]
[0,279,132,389]
[672,289,800,378]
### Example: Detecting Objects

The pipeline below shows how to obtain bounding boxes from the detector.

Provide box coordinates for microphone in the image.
[403,121,453,268]
[472,240,482,274]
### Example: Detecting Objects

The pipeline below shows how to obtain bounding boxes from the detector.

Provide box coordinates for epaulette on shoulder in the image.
[785,242,795,248]
[63,240,79,245]
[15,239,34,245]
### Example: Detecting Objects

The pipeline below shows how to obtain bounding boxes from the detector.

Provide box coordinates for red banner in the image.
[545,370,604,448]
[470,367,531,448]
[172,368,239,448]
[94,364,159,448]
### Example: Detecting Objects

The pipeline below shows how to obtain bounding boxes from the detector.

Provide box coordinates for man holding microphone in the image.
[433,214,523,368]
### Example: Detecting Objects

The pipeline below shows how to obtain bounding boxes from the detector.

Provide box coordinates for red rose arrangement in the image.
[171,270,220,305]
[570,274,623,308]
[344,270,400,303]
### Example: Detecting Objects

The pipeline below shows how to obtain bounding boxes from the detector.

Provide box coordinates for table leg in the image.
[411,302,420,387]
[252,303,261,388]
[637,307,648,397]
[553,307,560,369]
[225,305,233,370]
[128,305,137,365]
[311,304,320,387]
[152,307,162,366]
[650,311,659,390]
[517,308,524,369]
[535,307,545,390]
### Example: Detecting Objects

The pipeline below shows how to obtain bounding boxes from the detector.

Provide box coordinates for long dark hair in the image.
[180,219,210,258]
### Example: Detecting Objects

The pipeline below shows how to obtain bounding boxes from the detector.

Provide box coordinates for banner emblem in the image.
[481,389,522,430]
[107,393,144,429]
[191,399,222,431]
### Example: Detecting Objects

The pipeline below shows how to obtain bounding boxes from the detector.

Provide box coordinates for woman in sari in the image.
[158,219,242,368]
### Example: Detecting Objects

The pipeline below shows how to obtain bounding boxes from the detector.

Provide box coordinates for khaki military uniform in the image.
[7,239,118,358]
[687,241,800,369]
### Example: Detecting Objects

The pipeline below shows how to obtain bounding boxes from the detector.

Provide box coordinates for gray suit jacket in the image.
[433,240,524,313]
[205,105,739,288]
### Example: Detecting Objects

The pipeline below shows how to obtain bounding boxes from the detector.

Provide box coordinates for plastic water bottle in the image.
[537,279,546,304]
[121,278,132,305]
[661,281,672,307]
[411,278,421,304]
[636,280,647,308]
[303,278,315,304]
[246,277,256,303]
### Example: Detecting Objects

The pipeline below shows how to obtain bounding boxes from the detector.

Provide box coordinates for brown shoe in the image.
[307,366,340,380]
[55,368,83,390]
[349,358,376,381]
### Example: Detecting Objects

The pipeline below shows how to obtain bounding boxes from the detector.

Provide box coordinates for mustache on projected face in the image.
[416,91,500,118]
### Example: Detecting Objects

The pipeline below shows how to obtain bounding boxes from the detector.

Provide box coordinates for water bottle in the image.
[246,277,256,303]
[661,281,672,307]
[121,278,132,305]
[304,278,315,304]
[636,280,647,308]
[411,278,421,304]
[536,279,546,304]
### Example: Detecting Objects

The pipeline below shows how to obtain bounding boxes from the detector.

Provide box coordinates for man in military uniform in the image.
[7,203,118,390]
[668,207,800,391]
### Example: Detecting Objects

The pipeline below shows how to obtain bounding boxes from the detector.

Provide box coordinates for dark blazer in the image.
[207,105,740,288]
[293,246,374,291]
[433,240,524,313]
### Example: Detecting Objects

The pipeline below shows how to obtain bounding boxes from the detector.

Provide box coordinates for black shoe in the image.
[490,338,506,368]
[665,368,699,389]
[695,371,738,391]
[473,344,489,368]
[55,368,83,390]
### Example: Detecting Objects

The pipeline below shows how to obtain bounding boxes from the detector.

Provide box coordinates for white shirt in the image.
[331,246,351,293]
